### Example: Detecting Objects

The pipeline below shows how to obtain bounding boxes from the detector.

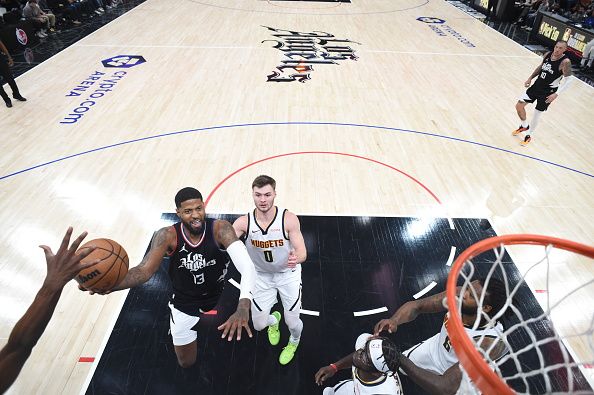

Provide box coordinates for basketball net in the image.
[445,235,594,394]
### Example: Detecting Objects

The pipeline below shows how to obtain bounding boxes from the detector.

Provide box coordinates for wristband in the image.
[329,363,338,372]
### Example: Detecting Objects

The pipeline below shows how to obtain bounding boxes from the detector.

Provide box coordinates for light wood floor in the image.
[0,0,592,393]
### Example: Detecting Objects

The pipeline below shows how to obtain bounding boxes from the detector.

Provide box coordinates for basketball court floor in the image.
[0,0,592,394]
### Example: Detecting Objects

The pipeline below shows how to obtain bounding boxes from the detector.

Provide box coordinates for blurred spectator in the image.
[91,0,105,14]
[516,0,550,30]
[23,0,56,37]
[528,0,549,27]
[583,9,594,26]
[47,0,82,25]
[0,0,21,11]
[580,37,594,69]
[1,7,21,24]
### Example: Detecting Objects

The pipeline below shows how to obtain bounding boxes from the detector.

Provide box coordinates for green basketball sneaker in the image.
[268,311,281,346]
[279,341,299,365]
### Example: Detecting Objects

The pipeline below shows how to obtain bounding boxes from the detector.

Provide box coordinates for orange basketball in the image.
[76,238,129,293]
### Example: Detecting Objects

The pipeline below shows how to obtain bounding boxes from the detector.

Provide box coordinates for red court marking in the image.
[584,364,594,369]
[535,290,547,293]
[79,357,95,363]
[205,151,441,207]
[203,310,218,315]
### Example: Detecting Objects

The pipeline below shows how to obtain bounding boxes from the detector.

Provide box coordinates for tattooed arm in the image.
[110,226,175,291]
[547,58,574,103]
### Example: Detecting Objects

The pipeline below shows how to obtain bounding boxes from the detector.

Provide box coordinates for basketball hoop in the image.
[446,234,594,394]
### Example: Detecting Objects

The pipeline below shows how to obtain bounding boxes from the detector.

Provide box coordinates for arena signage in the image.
[536,14,594,57]
[15,28,28,45]
[59,55,146,125]
[417,17,476,48]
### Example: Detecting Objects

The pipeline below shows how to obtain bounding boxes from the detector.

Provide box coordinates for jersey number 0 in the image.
[263,250,273,263]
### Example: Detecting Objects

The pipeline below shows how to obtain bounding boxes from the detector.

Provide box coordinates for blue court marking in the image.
[1,121,592,181]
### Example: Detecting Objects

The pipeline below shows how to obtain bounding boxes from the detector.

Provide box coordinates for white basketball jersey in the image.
[245,207,292,273]
[407,313,504,375]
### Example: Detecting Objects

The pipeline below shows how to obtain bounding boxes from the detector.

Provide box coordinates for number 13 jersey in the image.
[245,207,292,273]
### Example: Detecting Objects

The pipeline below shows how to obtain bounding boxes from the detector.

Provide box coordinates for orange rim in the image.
[446,234,594,395]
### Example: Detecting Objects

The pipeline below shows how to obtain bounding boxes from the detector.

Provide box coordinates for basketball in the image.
[76,238,129,293]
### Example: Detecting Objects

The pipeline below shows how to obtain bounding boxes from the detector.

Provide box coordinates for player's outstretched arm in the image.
[399,357,462,395]
[285,211,307,268]
[214,220,256,341]
[374,283,470,335]
[110,227,174,292]
[314,352,355,386]
[0,228,98,394]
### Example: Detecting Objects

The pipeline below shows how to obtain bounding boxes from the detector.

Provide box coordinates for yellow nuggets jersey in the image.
[245,207,292,273]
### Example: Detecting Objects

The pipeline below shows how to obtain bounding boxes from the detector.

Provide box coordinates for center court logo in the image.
[417,17,476,48]
[59,55,146,124]
[263,26,360,83]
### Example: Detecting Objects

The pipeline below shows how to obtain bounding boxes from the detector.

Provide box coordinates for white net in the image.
[448,238,594,394]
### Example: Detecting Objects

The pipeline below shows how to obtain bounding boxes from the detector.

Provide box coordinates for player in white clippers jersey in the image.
[233,175,307,365]
[315,333,404,394]
[374,278,508,395]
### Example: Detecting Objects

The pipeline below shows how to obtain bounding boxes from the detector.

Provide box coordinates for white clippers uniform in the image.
[404,313,504,374]
[245,207,301,314]
[323,333,403,395]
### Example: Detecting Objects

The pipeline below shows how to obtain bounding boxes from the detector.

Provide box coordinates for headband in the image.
[368,339,390,373]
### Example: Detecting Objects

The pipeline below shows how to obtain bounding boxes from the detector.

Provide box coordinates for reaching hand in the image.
[39,227,98,292]
[314,366,336,385]
[374,318,398,335]
[8,57,14,67]
[524,80,531,88]
[217,302,252,341]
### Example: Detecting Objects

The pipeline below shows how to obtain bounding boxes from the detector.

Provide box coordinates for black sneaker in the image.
[520,135,531,146]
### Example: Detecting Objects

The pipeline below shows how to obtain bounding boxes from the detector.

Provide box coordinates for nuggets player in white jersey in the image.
[512,40,573,146]
[233,175,307,365]
[374,278,508,395]
[315,333,404,394]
